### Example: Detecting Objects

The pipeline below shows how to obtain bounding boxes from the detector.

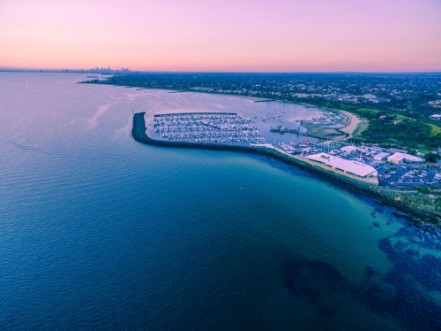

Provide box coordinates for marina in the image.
[152,112,265,145]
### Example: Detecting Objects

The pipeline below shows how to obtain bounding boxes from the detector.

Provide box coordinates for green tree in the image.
[424,153,440,163]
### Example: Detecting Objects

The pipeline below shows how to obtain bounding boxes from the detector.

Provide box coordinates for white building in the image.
[373,152,390,162]
[387,152,424,164]
[307,153,378,178]
[430,114,441,121]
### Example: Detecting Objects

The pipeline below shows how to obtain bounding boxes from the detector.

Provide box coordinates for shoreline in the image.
[338,110,361,137]
[132,112,441,225]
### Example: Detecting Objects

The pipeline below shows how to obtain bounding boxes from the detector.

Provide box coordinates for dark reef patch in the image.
[280,238,441,331]
[375,237,441,330]
[365,266,375,278]
[281,257,350,316]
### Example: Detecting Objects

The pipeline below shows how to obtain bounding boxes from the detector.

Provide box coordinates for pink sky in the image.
[0,0,440,71]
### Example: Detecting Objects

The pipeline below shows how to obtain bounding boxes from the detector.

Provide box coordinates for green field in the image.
[429,124,441,138]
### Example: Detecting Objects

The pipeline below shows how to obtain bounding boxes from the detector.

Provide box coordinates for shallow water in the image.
[0,73,440,330]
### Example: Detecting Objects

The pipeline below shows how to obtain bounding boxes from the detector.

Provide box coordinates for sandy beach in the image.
[338,110,361,137]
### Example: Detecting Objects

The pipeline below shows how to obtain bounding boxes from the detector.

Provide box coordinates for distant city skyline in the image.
[1,0,440,72]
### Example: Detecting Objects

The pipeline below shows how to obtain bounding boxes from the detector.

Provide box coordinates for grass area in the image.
[394,114,416,122]
[355,108,381,117]
[429,124,441,138]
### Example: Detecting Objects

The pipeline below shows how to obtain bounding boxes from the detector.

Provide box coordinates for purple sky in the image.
[0,0,440,71]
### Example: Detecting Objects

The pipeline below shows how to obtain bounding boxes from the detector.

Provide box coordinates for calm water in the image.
[1,73,440,330]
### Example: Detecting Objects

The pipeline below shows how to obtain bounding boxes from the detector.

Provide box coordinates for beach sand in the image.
[338,110,361,137]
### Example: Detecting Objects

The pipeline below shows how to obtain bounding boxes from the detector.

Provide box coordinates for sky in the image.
[0,0,440,72]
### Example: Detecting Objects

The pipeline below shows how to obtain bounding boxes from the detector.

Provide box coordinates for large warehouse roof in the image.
[307,153,378,178]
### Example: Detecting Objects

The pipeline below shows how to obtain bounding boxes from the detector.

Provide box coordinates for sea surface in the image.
[1,73,440,330]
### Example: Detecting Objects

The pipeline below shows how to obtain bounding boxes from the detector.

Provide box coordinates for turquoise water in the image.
[0,73,440,330]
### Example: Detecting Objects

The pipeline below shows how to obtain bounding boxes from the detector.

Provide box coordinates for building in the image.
[307,153,378,178]
[387,152,424,164]
[373,152,390,162]
[429,114,441,121]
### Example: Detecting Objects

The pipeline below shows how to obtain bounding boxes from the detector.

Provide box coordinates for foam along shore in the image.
[132,112,441,224]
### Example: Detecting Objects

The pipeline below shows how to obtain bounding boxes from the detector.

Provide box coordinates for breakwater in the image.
[132,112,441,225]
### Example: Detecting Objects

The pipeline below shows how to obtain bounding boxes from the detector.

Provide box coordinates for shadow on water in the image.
[278,223,441,331]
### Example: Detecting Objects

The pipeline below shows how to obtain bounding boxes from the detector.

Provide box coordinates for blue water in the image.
[1,73,440,330]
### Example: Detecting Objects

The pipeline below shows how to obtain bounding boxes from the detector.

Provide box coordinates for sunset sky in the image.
[1,0,440,72]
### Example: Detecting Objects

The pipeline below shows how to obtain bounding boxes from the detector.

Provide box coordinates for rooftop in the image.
[307,153,378,178]
[387,152,424,163]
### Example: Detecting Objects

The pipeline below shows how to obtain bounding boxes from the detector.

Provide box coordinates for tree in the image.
[424,152,440,163]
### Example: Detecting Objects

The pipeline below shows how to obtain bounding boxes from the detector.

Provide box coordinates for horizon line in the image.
[1,67,441,75]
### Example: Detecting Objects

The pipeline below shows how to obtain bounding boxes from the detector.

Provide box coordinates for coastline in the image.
[338,110,361,137]
[132,112,441,225]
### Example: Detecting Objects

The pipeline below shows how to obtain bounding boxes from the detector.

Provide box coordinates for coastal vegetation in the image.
[284,98,441,151]
[313,101,441,151]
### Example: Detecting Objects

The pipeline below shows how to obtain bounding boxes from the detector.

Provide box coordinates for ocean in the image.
[0,73,440,330]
